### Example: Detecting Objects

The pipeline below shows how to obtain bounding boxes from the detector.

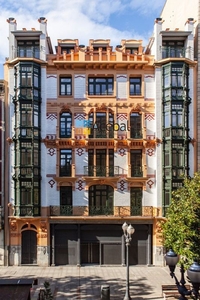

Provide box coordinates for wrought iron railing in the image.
[89,206,113,216]
[50,205,73,216]
[131,167,143,177]
[162,46,186,59]
[15,205,40,216]
[130,130,142,139]
[16,47,40,59]
[84,166,120,177]
[89,130,114,138]
[60,205,73,216]
[131,206,142,216]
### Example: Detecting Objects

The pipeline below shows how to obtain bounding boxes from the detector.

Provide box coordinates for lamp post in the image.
[165,249,200,300]
[122,222,135,300]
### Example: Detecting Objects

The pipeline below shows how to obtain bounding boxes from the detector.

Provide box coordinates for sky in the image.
[0,0,166,78]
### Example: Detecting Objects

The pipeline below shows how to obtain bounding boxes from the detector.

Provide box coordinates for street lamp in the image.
[165,249,200,299]
[122,222,135,300]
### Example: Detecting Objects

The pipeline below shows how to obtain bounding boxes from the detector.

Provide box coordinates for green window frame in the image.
[130,187,142,216]
[89,185,114,215]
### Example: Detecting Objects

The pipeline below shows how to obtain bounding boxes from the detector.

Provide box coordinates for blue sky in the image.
[0,0,166,78]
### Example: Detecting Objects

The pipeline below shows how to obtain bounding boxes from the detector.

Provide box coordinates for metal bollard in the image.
[101,285,110,300]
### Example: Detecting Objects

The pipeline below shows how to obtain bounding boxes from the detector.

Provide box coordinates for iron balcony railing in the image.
[16,47,40,59]
[131,166,143,177]
[15,205,40,217]
[89,130,114,139]
[130,130,142,139]
[162,46,187,59]
[89,206,113,216]
[50,205,73,216]
[131,206,142,216]
[84,166,120,177]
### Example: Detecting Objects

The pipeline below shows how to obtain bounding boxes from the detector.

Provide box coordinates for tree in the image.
[162,172,200,268]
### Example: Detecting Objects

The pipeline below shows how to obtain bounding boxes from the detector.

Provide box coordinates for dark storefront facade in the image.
[50,223,152,266]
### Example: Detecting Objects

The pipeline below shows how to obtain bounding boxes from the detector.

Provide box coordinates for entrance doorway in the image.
[81,243,99,264]
[21,230,37,264]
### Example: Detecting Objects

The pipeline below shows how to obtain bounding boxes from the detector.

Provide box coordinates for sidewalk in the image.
[0,265,178,299]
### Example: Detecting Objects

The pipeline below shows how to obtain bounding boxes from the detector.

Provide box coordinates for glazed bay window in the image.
[60,186,73,216]
[17,41,40,59]
[88,77,113,95]
[60,149,72,176]
[130,150,143,177]
[131,187,142,216]
[60,77,72,95]
[60,112,72,138]
[130,77,141,95]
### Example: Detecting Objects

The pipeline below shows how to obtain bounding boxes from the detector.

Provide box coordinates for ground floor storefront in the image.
[51,223,152,266]
[8,218,164,266]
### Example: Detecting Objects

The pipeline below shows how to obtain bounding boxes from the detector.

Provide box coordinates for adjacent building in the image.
[149,16,197,215]
[4,18,164,266]
[0,80,5,265]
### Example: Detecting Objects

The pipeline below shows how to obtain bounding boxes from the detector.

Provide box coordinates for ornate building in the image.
[4,17,167,267]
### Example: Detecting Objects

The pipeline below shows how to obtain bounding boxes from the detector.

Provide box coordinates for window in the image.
[162,41,185,59]
[88,78,113,95]
[87,149,114,176]
[60,77,72,95]
[60,186,73,216]
[60,149,72,176]
[172,104,183,127]
[60,112,72,138]
[130,78,141,95]
[130,150,142,177]
[130,113,142,138]
[88,112,114,138]
[21,142,32,165]
[126,47,138,54]
[61,47,74,54]
[89,185,114,215]
[17,41,40,59]
[130,187,142,216]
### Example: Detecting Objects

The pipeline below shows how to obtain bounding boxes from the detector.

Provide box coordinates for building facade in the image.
[4,18,165,266]
[0,80,5,265]
[150,16,197,215]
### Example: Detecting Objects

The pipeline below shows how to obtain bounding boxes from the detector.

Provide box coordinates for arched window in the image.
[60,112,72,138]
[89,185,114,215]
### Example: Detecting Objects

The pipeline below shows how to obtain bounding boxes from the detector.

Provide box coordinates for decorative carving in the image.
[40,221,47,232]
[76,179,84,191]
[10,220,17,231]
[147,179,154,189]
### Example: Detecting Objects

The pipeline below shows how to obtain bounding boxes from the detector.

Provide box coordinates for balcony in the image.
[84,166,122,177]
[89,206,113,216]
[50,205,73,216]
[130,130,142,139]
[162,46,186,59]
[131,167,143,177]
[14,205,40,217]
[15,47,40,59]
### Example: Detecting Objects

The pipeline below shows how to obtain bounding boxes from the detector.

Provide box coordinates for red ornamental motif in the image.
[48,179,55,188]
[147,179,154,189]
[76,148,84,156]
[119,148,126,156]
[119,180,126,191]
[147,148,154,156]
[77,180,84,191]
[48,148,56,156]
